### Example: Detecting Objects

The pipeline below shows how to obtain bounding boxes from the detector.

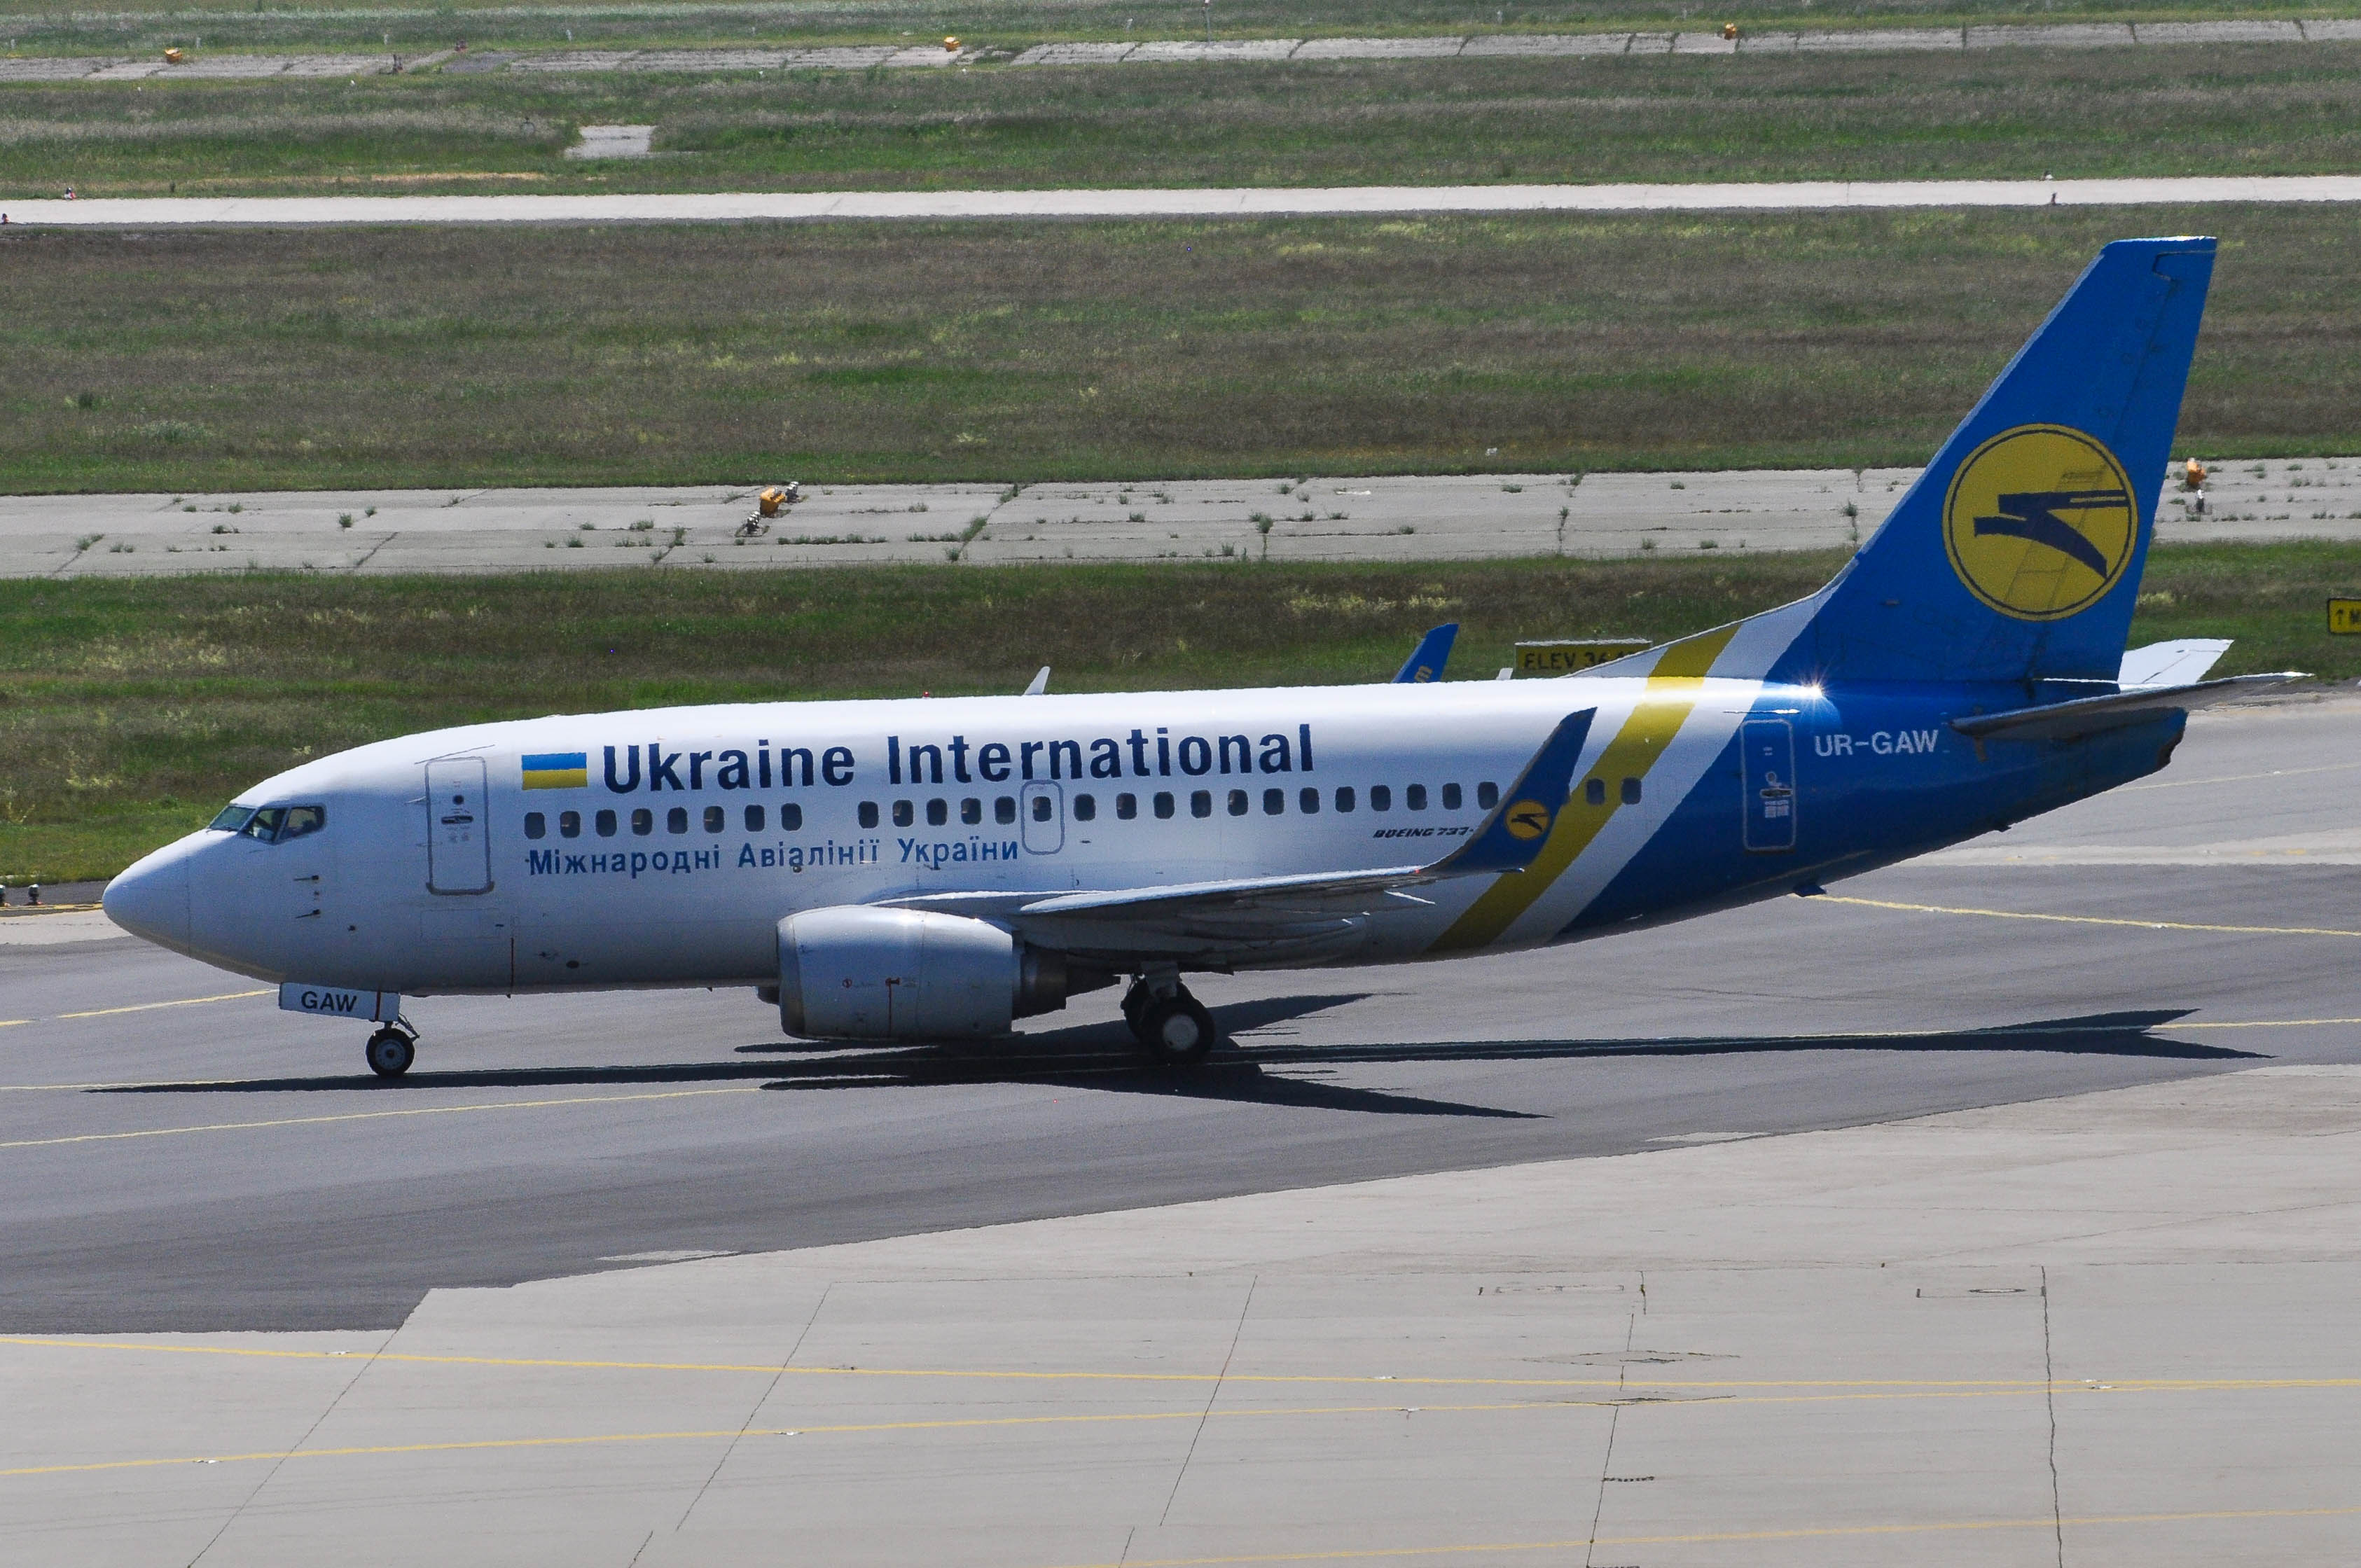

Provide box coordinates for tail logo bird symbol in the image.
[1942,425,2138,621]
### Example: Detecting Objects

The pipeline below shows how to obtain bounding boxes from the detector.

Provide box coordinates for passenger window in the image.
[995,796,1017,824]
[560,810,581,839]
[1407,784,1429,811]
[1154,791,1175,819]
[1477,782,1499,810]
[1584,778,1607,807]
[596,809,618,838]
[1441,783,1462,811]
[1190,790,1212,819]
[209,804,256,833]
[781,803,803,831]
[858,801,880,829]
[744,805,765,832]
[667,807,689,835]
[703,805,724,833]
[242,807,284,840]
[1031,793,1053,822]
[525,812,547,840]
[892,800,915,828]
[1370,785,1392,812]
[1621,777,1642,805]
[1334,786,1356,812]
[632,808,653,835]
[1074,793,1096,821]
[1299,787,1320,814]
[960,797,982,825]
[1116,793,1138,820]
[1263,788,1285,816]
[279,805,326,841]
[1227,789,1248,817]
[927,798,948,826]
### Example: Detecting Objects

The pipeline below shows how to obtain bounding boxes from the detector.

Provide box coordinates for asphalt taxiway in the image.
[1,697,2356,1564]
[3,696,2353,1336]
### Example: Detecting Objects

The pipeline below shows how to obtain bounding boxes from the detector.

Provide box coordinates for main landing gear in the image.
[365,1022,418,1080]
[1122,973,1219,1066]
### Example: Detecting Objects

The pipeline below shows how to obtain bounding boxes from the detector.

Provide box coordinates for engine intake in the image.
[776,907,1108,1041]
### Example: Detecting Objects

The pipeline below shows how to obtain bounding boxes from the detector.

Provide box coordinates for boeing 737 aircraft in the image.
[104,237,2299,1078]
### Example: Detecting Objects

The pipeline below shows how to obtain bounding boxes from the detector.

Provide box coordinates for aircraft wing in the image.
[882,708,1595,964]
[1952,673,2306,744]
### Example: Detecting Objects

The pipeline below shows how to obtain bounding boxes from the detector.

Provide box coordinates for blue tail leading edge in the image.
[1613,237,2217,689]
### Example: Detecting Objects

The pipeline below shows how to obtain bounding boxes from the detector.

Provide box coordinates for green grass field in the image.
[0,0,2342,54]
[6,43,2361,198]
[4,208,2359,494]
[3,543,2350,884]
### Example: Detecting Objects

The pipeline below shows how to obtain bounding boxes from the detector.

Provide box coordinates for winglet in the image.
[1392,623,1459,684]
[1022,666,1051,696]
[1426,709,1595,877]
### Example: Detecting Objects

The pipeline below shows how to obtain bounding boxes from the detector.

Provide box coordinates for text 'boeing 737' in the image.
[104,237,2301,1077]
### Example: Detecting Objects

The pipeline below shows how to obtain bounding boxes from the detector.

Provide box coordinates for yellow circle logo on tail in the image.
[1942,424,2138,621]
[1504,800,1551,840]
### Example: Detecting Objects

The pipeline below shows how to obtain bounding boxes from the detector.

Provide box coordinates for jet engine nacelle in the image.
[776,906,1106,1041]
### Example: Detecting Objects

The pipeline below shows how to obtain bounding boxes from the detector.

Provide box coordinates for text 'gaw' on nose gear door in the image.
[1740,718,1797,854]
[426,756,493,893]
[1020,781,1063,854]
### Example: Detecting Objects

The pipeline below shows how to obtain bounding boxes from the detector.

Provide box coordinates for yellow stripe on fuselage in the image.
[1427,626,1740,955]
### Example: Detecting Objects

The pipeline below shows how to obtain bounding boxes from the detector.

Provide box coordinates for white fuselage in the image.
[106,674,1804,995]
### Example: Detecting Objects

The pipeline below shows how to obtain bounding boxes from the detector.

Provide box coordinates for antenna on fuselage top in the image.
[1022,666,1051,696]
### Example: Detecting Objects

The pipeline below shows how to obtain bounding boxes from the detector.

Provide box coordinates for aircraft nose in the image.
[103,838,194,952]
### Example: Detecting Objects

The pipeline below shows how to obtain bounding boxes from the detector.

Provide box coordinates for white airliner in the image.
[104,237,2298,1077]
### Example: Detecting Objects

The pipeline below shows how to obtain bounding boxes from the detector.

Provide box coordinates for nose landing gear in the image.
[1121,973,1218,1066]
[365,1023,418,1079]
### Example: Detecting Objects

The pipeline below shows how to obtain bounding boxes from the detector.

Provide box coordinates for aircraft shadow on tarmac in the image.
[90,1002,2257,1118]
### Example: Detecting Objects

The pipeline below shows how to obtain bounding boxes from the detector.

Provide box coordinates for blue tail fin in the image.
[1600,238,2216,688]
[1392,623,1458,684]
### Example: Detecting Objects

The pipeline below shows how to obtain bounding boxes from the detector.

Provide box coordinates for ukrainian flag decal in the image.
[521,751,588,791]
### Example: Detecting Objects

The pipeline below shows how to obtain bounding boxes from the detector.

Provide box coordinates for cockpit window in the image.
[225,805,326,843]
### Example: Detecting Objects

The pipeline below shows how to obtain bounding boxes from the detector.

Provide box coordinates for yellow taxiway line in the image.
[54,988,269,1020]
[7,1335,2359,1398]
[1817,894,2361,940]
[0,1085,763,1151]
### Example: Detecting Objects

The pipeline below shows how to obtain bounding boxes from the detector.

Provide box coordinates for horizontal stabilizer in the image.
[1952,673,2305,743]
[2118,638,2231,688]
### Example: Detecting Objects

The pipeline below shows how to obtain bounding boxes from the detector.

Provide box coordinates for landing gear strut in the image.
[365,1023,417,1079]
[1122,973,1217,1066]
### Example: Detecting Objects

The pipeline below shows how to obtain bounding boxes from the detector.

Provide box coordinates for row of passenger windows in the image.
[521,777,1645,842]
[856,781,1499,829]
[524,803,805,840]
